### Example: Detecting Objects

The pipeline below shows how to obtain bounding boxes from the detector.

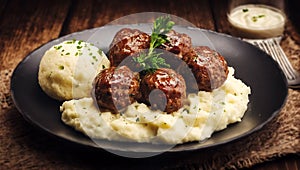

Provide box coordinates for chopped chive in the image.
[65,41,73,44]
[242,8,248,12]
[97,49,103,55]
[48,72,53,78]
[59,65,64,70]
[252,16,258,22]
[54,45,62,50]
[183,108,189,114]
[92,56,98,61]
[252,14,265,22]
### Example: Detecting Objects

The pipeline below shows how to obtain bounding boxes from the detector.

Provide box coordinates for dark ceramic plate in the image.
[10,24,288,154]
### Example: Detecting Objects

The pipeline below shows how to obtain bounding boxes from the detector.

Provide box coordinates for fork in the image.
[243,37,300,89]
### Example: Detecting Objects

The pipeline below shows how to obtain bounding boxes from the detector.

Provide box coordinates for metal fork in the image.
[243,37,300,89]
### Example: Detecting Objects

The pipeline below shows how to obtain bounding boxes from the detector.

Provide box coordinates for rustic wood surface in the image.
[0,0,299,169]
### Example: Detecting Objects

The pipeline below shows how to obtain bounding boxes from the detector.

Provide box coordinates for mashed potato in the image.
[60,67,251,144]
[38,40,110,100]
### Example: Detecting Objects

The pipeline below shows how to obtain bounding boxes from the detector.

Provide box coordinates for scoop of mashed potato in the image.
[60,67,251,144]
[38,40,110,101]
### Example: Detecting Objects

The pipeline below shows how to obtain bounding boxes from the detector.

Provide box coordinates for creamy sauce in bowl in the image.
[227,4,286,38]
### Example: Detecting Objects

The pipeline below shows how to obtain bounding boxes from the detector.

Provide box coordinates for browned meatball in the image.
[182,46,229,91]
[93,66,141,113]
[140,68,186,113]
[108,28,151,67]
[160,30,192,59]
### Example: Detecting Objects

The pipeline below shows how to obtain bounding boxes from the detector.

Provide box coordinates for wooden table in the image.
[1,0,299,169]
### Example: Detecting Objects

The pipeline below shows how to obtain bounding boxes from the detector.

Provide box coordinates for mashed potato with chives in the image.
[60,67,251,144]
[38,39,251,144]
[38,40,110,101]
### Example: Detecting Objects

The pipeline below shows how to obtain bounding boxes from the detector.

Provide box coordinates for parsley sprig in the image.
[133,16,175,70]
[151,16,175,51]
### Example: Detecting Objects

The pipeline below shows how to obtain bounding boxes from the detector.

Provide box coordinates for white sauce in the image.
[227,4,286,38]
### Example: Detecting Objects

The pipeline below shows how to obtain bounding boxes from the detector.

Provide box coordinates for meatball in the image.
[140,68,186,113]
[93,66,141,113]
[182,46,229,91]
[108,28,151,67]
[160,30,192,59]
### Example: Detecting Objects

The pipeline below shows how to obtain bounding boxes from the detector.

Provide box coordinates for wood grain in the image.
[249,155,300,170]
[0,0,71,70]
[210,0,231,34]
[60,0,215,35]
[0,0,8,19]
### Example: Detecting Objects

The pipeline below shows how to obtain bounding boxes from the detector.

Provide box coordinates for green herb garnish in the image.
[92,56,98,62]
[251,14,265,22]
[133,16,174,70]
[59,65,64,70]
[65,39,76,44]
[54,45,62,50]
[242,8,249,12]
[97,49,103,55]
[151,16,175,50]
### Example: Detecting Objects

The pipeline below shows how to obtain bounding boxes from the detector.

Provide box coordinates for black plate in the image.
[11,24,288,154]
